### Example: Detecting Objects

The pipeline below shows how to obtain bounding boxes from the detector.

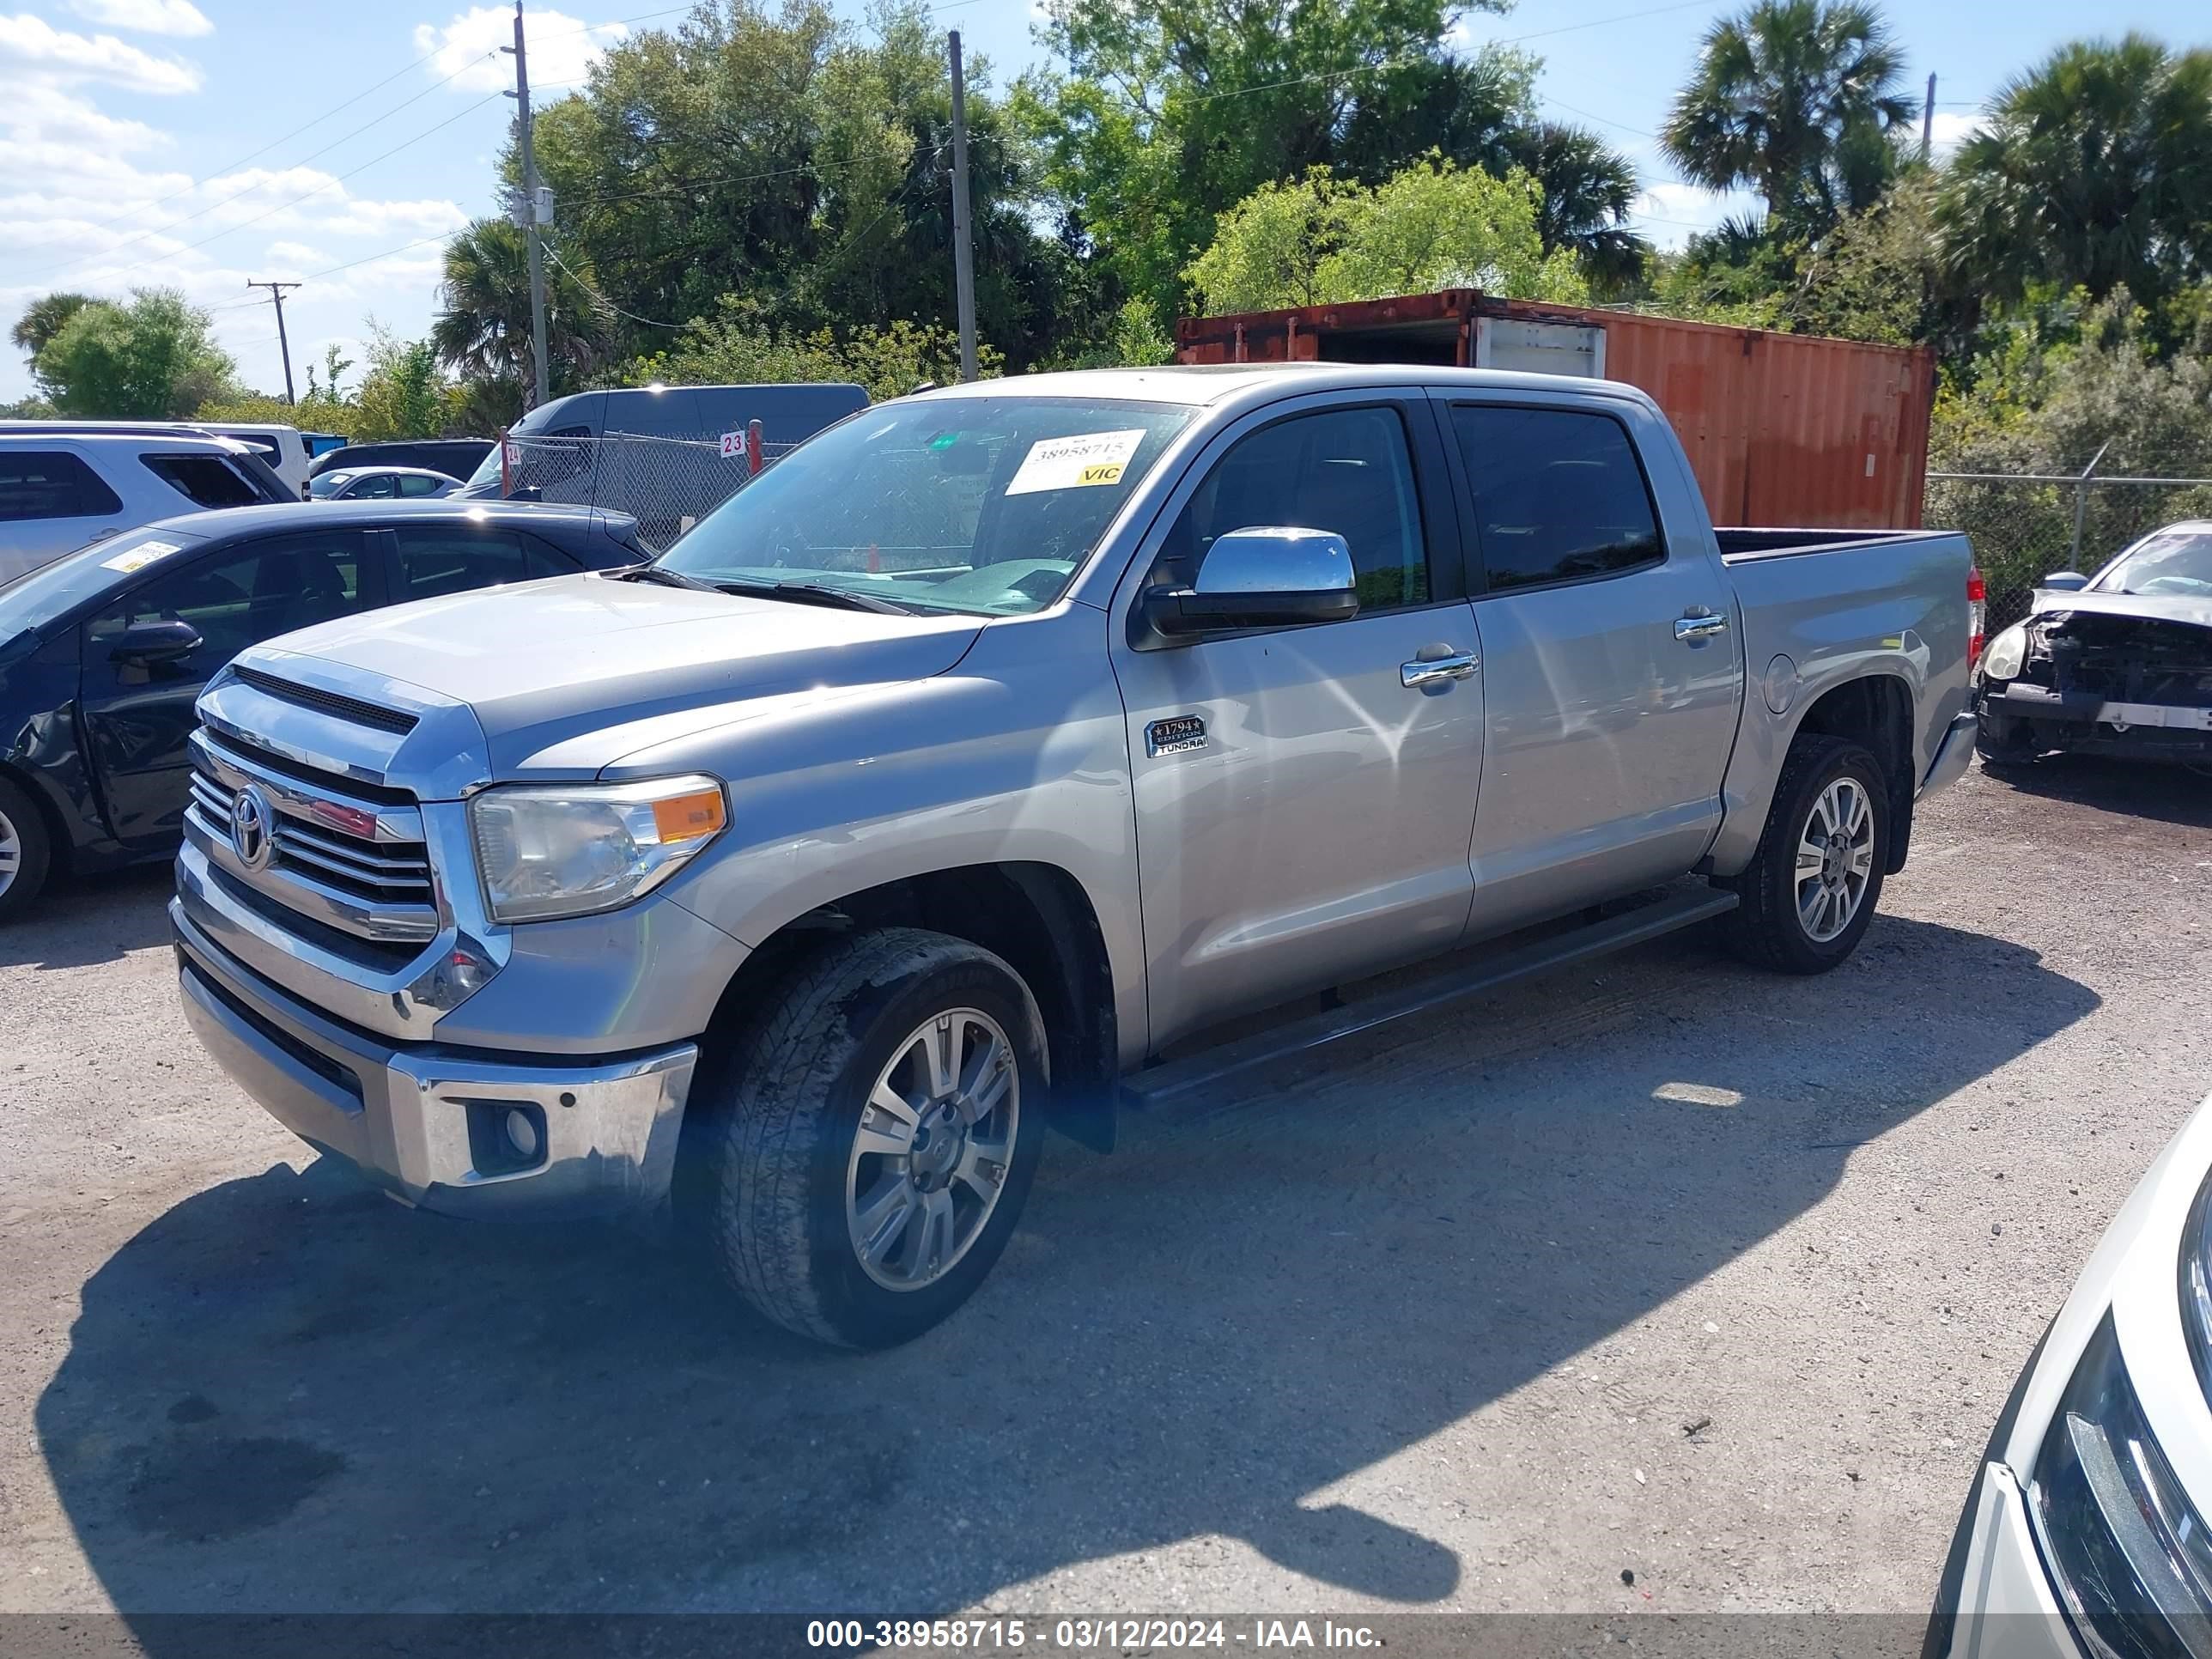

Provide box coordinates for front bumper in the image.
[1981,683,2212,762]
[1937,1462,2082,1659]
[175,899,697,1218]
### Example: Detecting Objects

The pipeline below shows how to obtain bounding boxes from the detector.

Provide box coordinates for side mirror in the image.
[2040,570,2091,592]
[1139,526,1360,642]
[109,619,204,666]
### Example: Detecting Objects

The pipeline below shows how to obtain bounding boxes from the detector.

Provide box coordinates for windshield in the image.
[2098,528,2212,597]
[308,471,352,498]
[463,445,505,491]
[0,526,207,638]
[658,397,1194,616]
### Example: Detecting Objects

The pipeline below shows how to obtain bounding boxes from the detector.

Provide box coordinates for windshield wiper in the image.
[713,578,916,616]
[613,563,714,590]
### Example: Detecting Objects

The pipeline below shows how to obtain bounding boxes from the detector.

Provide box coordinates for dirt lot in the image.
[3,757,2210,1626]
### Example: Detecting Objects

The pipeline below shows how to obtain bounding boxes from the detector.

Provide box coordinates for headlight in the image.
[2027,1312,2212,1657]
[1981,623,2028,683]
[468,775,726,923]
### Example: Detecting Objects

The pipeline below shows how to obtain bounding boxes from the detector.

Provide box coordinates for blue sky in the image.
[0,0,2203,405]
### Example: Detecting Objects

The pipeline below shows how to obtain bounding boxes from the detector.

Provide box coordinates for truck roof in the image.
[909,362,1662,416]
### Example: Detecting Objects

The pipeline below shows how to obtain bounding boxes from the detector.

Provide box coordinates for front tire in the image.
[699,927,1048,1349]
[1723,735,1889,975]
[0,775,55,924]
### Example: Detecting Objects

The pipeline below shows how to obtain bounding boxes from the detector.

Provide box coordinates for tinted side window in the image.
[1161,407,1429,612]
[143,453,262,509]
[349,473,398,499]
[0,451,123,521]
[520,534,582,578]
[395,528,531,599]
[1450,406,1662,591]
[397,474,445,497]
[88,535,366,665]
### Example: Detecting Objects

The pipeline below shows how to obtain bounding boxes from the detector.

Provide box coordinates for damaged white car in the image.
[1977,520,2212,772]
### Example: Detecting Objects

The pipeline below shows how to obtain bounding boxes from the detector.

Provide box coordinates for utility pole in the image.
[503,0,551,410]
[246,279,301,404]
[947,29,977,383]
[1921,73,1936,161]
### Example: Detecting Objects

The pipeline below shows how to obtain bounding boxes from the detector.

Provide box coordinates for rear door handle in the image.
[1402,647,1480,689]
[1674,612,1729,641]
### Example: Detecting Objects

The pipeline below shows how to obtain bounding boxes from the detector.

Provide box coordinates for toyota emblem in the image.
[228,784,276,872]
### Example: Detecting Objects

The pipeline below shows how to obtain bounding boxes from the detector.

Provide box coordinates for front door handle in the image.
[1402,647,1480,689]
[1674,612,1729,642]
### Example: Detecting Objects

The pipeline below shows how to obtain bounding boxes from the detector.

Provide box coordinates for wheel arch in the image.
[696,860,1121,1152]
[1787,672,1917,872]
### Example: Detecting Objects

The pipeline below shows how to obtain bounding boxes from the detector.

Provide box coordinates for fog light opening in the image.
[504,1109,541,1162]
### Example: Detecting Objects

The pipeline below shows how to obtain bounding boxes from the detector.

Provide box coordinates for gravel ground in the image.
[3,756,2209,1626]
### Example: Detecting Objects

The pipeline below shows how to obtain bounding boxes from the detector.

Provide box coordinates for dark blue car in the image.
[0,499,647,918]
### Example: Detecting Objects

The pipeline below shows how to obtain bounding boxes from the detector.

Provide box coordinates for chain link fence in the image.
[1923,462,2212,629]
[495,428,803,549]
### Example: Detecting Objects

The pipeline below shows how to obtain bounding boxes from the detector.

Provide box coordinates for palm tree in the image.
[1935,35,2212,312]
[10,292,91,367]
[1660,0,1914,236]
[430,219,612,406]
[1506,122,1650,295]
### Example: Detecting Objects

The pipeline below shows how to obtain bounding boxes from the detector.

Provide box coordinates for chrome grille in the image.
[184,730,441,944]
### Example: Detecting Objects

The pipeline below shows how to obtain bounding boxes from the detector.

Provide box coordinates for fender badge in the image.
[1146,714,1207,757]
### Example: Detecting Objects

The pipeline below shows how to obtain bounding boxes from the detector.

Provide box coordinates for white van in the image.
[0,432,293,584]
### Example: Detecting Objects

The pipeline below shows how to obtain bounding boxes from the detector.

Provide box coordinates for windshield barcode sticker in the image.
[100,539,183,574]
[1004,429,1146,495]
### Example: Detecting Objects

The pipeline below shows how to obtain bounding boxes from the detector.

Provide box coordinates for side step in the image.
[1121,884,1740,1114]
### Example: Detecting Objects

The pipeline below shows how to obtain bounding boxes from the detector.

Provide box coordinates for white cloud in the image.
[262,240,329,268]
[1631,180,1759,251]
[1926,111,1984,160]
[411,6,626,93]
[0,12,201,92]
[66,0,213,37]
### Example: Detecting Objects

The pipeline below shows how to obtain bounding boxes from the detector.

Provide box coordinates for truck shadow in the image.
[36,915,2094,1619]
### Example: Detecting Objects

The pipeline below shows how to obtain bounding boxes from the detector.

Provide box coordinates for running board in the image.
[1121,884,1740,1114]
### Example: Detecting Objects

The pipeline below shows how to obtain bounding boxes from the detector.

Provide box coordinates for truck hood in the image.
[262,572,985,774]
[2027,588,2212,633]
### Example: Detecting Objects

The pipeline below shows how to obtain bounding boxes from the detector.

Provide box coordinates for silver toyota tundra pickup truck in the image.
[172,366,1981,1348]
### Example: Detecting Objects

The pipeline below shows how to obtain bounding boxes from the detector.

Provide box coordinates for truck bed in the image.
[1716,527,1951,562]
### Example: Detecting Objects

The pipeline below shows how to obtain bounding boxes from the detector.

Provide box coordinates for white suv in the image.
[0,432,291,585]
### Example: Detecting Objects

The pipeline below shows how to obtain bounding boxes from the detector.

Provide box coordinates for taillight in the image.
[1966,565,1986,666]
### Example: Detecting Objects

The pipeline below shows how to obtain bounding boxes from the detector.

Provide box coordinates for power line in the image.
[72,93,507,293]
[543,244,685,329]
[8,52,501,284]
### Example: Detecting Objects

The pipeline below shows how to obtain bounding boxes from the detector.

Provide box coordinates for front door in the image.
[1439,396,1743,939]
[79,529,374,847]
[1111,398,1485,1051]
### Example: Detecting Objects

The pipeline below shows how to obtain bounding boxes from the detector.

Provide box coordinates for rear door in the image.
[1437,391,1742,939]
[0,448,126,580]
[1110,392,1485,1048]
[386,523,573,604]
[79,529,377,846]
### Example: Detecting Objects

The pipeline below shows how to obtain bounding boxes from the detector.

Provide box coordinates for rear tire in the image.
[697,927,1048,1349]
[0,776,55,924]
[1723,735,1889,975]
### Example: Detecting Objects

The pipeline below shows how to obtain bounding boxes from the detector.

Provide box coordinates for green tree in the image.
[1660,0,1913,237]
[633,299,1000,401]
[33,289,236,418]
[1185,158,1585,314]
[429,219,611,408]
[10,293,92,366]
[1780,171,1943,344]
[1935,35,2212,316]
[1037,0,1511,316]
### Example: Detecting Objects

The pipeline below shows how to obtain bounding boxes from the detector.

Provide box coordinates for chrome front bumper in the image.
[175,899,697,1218]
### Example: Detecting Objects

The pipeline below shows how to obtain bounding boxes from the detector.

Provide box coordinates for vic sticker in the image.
[1006,429,1146,495]
[100,539,183,574]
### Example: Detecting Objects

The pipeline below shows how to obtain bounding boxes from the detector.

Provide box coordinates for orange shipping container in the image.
[1173,289,1935,531]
